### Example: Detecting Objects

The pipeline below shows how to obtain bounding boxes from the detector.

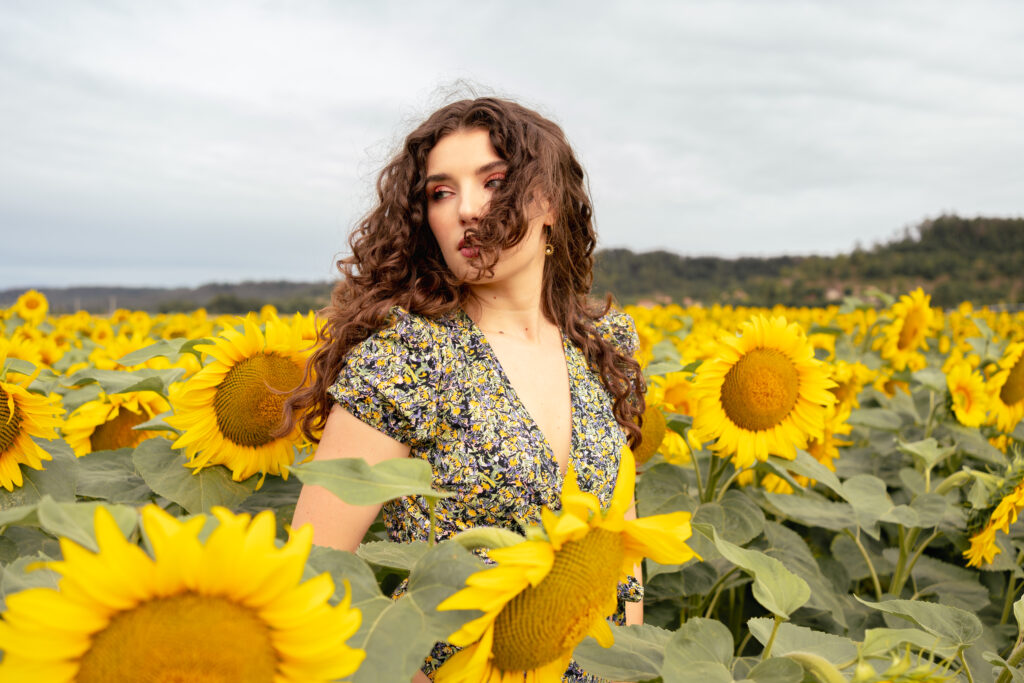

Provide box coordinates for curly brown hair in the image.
[282,97,645,447]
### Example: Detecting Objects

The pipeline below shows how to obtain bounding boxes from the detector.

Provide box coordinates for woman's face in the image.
[424,128,553,285]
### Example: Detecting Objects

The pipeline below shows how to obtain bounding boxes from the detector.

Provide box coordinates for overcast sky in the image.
[3,0,1023,289]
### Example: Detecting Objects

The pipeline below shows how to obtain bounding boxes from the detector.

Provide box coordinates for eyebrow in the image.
[424,160,507,186]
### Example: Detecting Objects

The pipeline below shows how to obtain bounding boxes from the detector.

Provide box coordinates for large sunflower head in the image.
[63,391,171,457]
[435,447,698,682]
[691,315,837,468]
[987,341,1024,434]
[0,352,64,491]
[945,362,989,428]
[0,504,364,682]
[875,288,935,371]
[166,314,313,485]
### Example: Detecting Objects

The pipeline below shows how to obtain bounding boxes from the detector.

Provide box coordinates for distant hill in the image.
[592,214,1024,307]
[3,214,1021,313]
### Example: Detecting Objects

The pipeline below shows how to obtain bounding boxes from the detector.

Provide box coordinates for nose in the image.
[458,185,485,225]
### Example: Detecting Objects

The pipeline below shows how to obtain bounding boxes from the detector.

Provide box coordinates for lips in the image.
[457,238,479,258]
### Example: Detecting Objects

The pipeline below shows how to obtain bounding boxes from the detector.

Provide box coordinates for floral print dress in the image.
[328,306,643,682]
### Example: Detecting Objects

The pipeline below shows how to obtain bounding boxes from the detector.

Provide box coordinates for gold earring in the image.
[544,244,554,256]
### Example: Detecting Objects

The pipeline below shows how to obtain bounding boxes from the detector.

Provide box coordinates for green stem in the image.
[427,498,438,546]
[702,567,741,618]
[845,528,883,600]
[924,391,937,439]
[691,447,705,500]
[704,455,725,503]
[762,615,784,660]
[715,468,745,502]
[736,630,754,657]
[1001,567,1022,626]
[959,649,975,683]
[996,638,1024,683]
[902,530,940,585]
[890,526,922,596]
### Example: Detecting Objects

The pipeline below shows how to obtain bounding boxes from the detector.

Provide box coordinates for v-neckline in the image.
[457,309,577,479]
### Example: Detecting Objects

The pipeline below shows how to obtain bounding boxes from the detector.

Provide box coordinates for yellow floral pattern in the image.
[328,306,641,682]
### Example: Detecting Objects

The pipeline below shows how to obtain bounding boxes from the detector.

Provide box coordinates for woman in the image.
[287,97,646,682]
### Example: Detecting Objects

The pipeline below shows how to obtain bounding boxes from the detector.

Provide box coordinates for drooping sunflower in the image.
[875,288,935,371]
[0,353,64,491]
[63,391,171,456]
[691,315,836,468]
[0,504,364,682]
[945,362,988,428]
[987,341,1024,434]
[434,447,698,682]
[829,360,873,411]
[964,478,1024,568]
[167,314,313,484]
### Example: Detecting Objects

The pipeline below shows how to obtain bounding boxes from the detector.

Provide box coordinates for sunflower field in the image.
[1,287,1023,683]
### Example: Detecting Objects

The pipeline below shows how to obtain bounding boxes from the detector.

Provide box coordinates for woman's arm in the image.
[624,501,644,626]
[291,404,411,551]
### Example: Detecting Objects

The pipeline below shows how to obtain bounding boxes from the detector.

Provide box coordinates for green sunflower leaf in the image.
[699,526,810,619]
[745,657,805,683]
[289,456,453,506]
[35,497,139,553]
[0,437,78,509]
[351,540,483,683]
[860,627,957,660]
[75,447,153,504]
[848,408,903,432]
[131,437,257,514]
[63,367,185,398]
[747,618,857,666]
[663,617,733,668]
[574,623,671,682]
[357,540,430,571]
[854,597,983,648]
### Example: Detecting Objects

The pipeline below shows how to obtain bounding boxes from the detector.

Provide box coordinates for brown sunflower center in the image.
[1000,356,1024,407]
[830,379,856,407]
[720,348,800,431]
[213,353,303,448]
[491,528,624,672]
[0,386,24,454]
[634,405,667,465]
[77,594,276,683]
[90,406,148,452]
[897,307,927,351]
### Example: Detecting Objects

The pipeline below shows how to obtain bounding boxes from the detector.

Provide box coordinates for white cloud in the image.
[2,0,1022,287]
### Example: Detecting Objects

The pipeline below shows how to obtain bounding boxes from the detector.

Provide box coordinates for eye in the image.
[429,186,454,201]
[484,172,506,189]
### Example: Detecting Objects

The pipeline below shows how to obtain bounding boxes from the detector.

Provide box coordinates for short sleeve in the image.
[327,308,442,446]
[594,309,639,359]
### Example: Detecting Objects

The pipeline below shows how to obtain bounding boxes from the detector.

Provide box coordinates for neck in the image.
[464,277,549,344]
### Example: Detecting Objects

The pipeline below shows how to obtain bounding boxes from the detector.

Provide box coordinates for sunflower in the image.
[0,504,364,681]
[63,391,171,456]
[945,362,988,428]
[648,371,697,416]
[875,288,935,371]
[0,353,64,491]
[434,447,697,682]
[987,341,1024,434]
[691,315,836,468]
[633,404,667,465]
[829,360,873,411]
[964,479,1024,568]
[14,289,49,325]
[167,314,313,484]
